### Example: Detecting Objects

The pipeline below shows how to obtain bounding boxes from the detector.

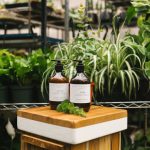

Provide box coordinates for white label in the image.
[49,83,69,102]
[70,84,91,103]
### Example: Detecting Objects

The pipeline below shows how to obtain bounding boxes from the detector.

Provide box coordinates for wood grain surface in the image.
[17,105,127,128]
[21,134,65,150]
[111,132,121,150]
[21,133,121,150]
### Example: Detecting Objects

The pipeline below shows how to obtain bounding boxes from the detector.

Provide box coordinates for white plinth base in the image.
[17,116,127,144]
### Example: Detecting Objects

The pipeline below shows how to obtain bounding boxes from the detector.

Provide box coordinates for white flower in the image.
[5,118,15,140]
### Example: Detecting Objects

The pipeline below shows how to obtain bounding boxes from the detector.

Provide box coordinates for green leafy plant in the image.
[41,3,145,102]
[57,100,86,117]
[28,49,55,99]
[54,37,104,81]
[145,61,150,78]
[28,49,48,84]
[126,0,150,54]
[41,51,55,98]
[70,4,92,37]
[131,0,150,14]
[70,4,92,30]
[126,0,150,81]
[96,35,141,99]
[0,50,14,86]
[53,34,141,100]
[11,56,33,86]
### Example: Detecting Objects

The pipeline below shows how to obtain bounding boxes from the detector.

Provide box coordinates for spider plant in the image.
[41,3,143,101]
[145,61,150,79]
[41,51,55,98]
[54,37,105,81]
[95,35,141,100]
[41,36,105,99]
[52,34,141,101]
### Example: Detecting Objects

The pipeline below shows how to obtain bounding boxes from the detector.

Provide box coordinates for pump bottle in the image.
[70,61,91,112]
[49,60,69,110]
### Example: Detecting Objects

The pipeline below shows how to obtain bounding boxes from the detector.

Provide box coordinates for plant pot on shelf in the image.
[0,86,9,103]
[95,90,128,102]
[94,79,129,102]
[137,78,150,101]
[33,85,49,103]
[10,85,34,103]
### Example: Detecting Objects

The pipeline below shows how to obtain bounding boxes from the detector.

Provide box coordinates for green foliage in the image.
[70,4,92,30]
[122,129,147,150]
[11,56,33,86]
[134,129,144,142]
[126,0,150,82]
[54,37,104,81]
[131,0,150,14]
[146,128,150,143]
[126,0,150,35]
[0,50,14,86]
[70,4,92,37]
[41,51,55,97]
[145,61,150,78]
[0,50,33,86]
[53,35,141,100]
[57,100,86,117]
[126,6,136,24]
[0,49,53,87]
[28,49,48,84]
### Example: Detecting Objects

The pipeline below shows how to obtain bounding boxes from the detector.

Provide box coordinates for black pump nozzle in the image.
[52,60,63,72]
[74,60,84,73]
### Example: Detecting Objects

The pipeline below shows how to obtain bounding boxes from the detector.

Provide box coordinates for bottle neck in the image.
[76,71,84,74]
[75,72,85,77]
[55,72,62,75]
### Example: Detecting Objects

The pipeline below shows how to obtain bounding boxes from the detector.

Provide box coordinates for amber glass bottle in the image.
[49,60,69,110]
[70,61,91,112]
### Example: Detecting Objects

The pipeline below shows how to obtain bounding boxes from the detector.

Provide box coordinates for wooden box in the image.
[17,105,127,150]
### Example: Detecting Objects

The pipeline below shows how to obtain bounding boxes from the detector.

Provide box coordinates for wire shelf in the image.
[0,103,48,111]
[0,101,150,111]
[96,101,150,109]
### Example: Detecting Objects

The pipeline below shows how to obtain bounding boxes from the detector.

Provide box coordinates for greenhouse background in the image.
[0,0,150,150]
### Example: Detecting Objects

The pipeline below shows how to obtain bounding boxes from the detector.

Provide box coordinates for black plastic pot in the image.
[0,86,9,103]
[137,78,150,101]
[94,78,136,102]
[33,85,49,103]
[10,85,33,103]
[95,90,128,102]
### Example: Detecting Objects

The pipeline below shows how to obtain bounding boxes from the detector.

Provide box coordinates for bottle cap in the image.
[52,60,63,72]
[74,60,84,73]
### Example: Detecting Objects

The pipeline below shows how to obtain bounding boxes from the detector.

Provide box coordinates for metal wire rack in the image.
[96,101,150,109]
[0,103,49,111]
[0,101,150,148]
[1,101,150,111]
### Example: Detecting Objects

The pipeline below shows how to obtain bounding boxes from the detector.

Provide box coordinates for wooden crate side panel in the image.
[70,135,112,150]
[111,133,121,150]
[21,134,65,150]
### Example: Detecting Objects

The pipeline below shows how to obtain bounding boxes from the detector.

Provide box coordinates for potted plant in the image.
[28,49,50,102]
[125,0,150,101]
[10,55,34,103]
[52,32,142,102]
[0,50,14,103]
[142,61,150,100]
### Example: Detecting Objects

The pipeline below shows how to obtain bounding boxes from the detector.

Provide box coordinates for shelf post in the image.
[64,0,69,42]
[41,0,47,52]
